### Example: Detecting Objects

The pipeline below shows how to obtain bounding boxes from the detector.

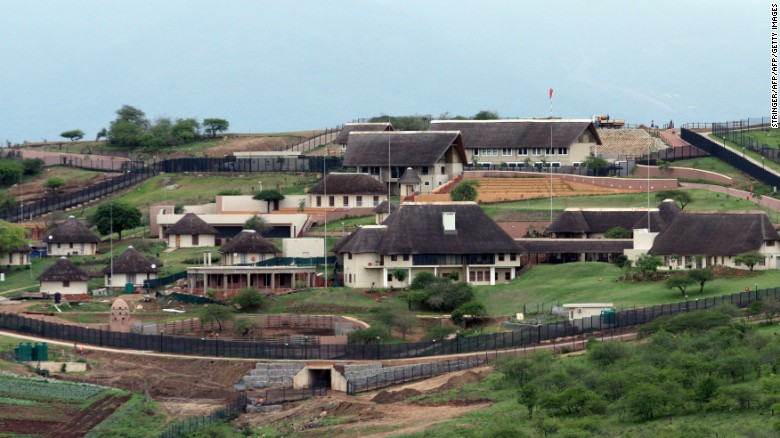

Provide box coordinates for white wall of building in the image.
[167,234,216,248]
[47,242,97,256]
[40,280,88,296]
[283,238,325,258]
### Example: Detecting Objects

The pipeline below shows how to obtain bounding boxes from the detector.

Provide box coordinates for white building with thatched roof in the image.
[46,216,100,256]
[428,119,602,169]
[333,122,393,150]
[307,173,389,209]
[334,202,522,288]
[3,246,31,267]
[342,131,467,194]
[164,213,217,248]
[39,257,90,296]
[102,246,159,290]
[219,230,279,266]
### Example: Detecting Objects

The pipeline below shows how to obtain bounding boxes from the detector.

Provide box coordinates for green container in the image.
[601,309,616,324]
[14,342,32,362]
[125,282,135,294]
[32,342,48,362]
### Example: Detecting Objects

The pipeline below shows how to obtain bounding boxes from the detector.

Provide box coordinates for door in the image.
[175,235,181,248]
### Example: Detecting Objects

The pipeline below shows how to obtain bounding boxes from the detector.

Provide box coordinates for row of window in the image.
[473,148,569,157]
[347,253,517,265]
[664,255,767,267]
[359,166,448,176]
[316,195,381,207]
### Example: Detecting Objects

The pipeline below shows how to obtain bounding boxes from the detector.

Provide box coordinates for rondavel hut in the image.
[46,216,100,256]
[219,229,279,266]
[102,246,159,291]
[163,213,218,248]
[39,256,90,297]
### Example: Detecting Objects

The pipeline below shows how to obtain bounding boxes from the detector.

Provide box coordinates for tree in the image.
[244,215,271,233]
[688,269,715,294]
[735,251,764,271]
[635,254,663,279]
[60,129,84,141]
[108,119,146,148]
[115,105,148,126]
[410,272,438,290]
[234,318,257,337]
[253,189,285,213]
[583,154,607,176]
[21,158,44,176]
[451,300,486,325]
[518,383,539,418]
[203,118,230,138]
[0,220,28,255]
[624,383,669,421]
[666,275,695,296]
[450,180,479,201]
[348,326,388,344]
[655,190,693,209]
[95,128,107,141]
[473,110,500,120]
[92,202,142,240]
[763,300,780,324]
[392,268,408,283]
[0,159,24,185]
[44,178,65,192]
[197,305,234,333]
[172,118,200,143]
[229,288,264,311]
[604,227,631,239]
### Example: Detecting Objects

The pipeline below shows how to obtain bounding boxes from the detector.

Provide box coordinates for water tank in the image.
[32,342,48,361]
[125,282,135,294]
[14,342,33,361]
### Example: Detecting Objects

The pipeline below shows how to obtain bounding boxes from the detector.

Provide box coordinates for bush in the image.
[410,272,438,290]
[587,341,630,367]
[229,288,264,311]
[638,310,731,335]
[217,189,242,196]
[21,158,44,176]
[348,326,389,344]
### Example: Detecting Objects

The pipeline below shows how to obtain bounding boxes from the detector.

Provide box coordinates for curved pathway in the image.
[680,182,780,212]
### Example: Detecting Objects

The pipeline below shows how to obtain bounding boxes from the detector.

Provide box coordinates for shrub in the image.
[348,326,388,344]
[410,272,438,290]
[229,288,264,311]
[217,189,242,196]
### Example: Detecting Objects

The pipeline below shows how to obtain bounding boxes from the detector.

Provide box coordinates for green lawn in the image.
[474,262,780,316]
[733,127,780,149]
[481,189,761,219]
[709,133,780,174]
[668,156,745,182]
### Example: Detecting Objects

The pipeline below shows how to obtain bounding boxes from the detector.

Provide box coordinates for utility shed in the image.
[562,303,614,321]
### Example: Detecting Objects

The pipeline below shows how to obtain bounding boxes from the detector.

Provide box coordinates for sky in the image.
[0,0,768,144]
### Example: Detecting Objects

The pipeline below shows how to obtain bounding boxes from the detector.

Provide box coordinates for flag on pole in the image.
[549,88,553,101]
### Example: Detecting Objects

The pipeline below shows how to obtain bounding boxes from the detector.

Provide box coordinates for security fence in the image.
[158,394,248,438]
[1,285,778,361]
[712,117,775,161]
[346,355,489,394]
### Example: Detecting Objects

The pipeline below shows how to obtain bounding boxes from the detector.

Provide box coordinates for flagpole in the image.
[549,88,554,225]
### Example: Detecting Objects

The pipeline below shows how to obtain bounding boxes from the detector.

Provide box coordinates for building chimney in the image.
[443,212,456,233]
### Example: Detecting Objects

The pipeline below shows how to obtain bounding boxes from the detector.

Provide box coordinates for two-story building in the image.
[342,131,467,195]
[428,119,601,169]
[334,202,522,288]
[307,173,388,209]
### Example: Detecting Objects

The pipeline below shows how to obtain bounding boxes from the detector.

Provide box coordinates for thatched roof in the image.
[545,201,681,235]
[428,119,602,149]
[650,211,780,256]
[219,230,279,254]
[164,213,217,236]
[46,216,99,244]
[333,227,386,254]
[373,200,398,214]
[8,246,32,253]
[596,128,667,159]
[335,202,520,255]
[343,132,467,168]
[516,238,633,254]
[308,173,387,195]
[334,123,392,145]
[101,246,159,275]
[39,257,90,282]
[398,168,421,184]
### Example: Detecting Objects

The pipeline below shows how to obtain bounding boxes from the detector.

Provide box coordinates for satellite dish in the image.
[48,235,53,240]
[151,264,156,269]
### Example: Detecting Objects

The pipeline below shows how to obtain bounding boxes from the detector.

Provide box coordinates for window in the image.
[391,255,398,261]
[373,196,379,206]
[329,196,335,207]
[57,243,61,249]
[759,258,767,266]
[348,253,352,260]
[316,196,322,207]
[192,234,199,245]
[63,281,70,287]
[557,147,568,155]
[469,271,476,282]
[356,196,363,207]
[387,273,393,282]
[768,240,776,247]
[403,255,409,261]
[735,258,742,266]
[510,254,517,261]
[476,271,484,282]
[343,196,349,207]
[127,273,136,284]
[421,166,429,175]
[424,181,430,185]
[517,148,528,155]
[69,242,73,249]
[545,148,553,155]
[505,272,511,280]
[474,149,480,156]
[532,148,542,156]
[502,148,513,156]
[486,149,499,156]
[498,254,505,261]
[441,166,445,174]
[360,167,369,173]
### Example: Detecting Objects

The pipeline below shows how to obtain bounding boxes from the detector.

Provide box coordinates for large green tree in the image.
[108,105,148,148]
[655,190,693,209]
[0,160,24,185]
[583,154,607,175]
[450,180,479,201]
[666,275,695,296]
[60,129,85,141]
[244,215,271,233]
[734,251,764,271]
[0,220,28,255]
[203,118,230,137]
[253,189,285,213]
[197,305,234,333]
[172,118,200,143]
[688,269,715,294]
[92,202,142,240]
[473,110,500,120]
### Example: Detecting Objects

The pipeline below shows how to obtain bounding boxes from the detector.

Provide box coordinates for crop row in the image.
[0,376,104,401]
[0,396,36,406]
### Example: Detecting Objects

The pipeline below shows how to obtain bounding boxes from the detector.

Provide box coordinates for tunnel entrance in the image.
[309,368,332,389]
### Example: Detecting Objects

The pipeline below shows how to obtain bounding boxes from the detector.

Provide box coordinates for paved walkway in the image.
[660,128,690,148]
[680,182,780,212]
